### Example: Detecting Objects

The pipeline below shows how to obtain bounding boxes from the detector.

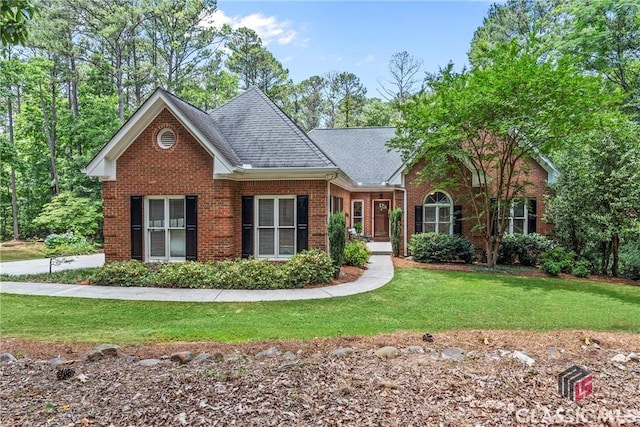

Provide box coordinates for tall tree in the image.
[326,71,367,127]
[293,75,326,131]
[390,41,619,267]
[377,51,423,104]
[1,0,36,45]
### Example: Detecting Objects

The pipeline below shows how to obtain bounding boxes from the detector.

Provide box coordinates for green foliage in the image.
[43,231,95,257]
[409,232,476,264]
[282,249,334,288]
[389,208,402,257]
[91,252,335,289]
[498,233,552,266]
[353,221,363,235]
[343,241,370,268]
[0,0,36,45]
[92,260,150,287]
[328,212,346,278]
[540,247,576,276]
[572,261,591,278]
[620,241,640,280]
[32,192,102,238]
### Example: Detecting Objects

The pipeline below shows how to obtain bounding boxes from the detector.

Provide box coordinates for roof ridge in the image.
[251,87,336,168]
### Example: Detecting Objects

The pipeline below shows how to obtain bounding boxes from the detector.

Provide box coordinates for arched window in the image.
[424,191,453,234]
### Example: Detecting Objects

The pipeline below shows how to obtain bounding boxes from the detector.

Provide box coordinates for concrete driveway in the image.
[0,253,105,276]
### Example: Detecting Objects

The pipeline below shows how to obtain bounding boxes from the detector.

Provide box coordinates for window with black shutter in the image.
[241,196,254,258]
[185,195,197,260]
[296,195,308,252]
[131,196,143,260]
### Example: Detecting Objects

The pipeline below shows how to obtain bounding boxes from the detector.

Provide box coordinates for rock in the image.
[256,346,281,359]
[282,351,297,361]
[441,347,464,361]
[611,354,630,363]
[429,349,440,361]
[85,350,105,362]
[93,344,123,357]
[193,353,211,363]
[330,347,354,358]
[223,353,244,362]
[0,353,17,363]
[138,358,162,367]
[174,412,187,425]
[547,347,564,360]
[375,346,401,359]
[126,356,139,364]
[212,352,224,362]
[49,357,67,366]
[486,351,502,361]
[404,345,425,354]
[628,352,639,362]
[170,351,194,364]
[512,351,535,366]
[422,333,434,343]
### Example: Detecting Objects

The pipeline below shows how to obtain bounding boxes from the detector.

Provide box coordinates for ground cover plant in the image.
[1,268,638,343]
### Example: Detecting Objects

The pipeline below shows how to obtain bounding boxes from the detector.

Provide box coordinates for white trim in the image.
[351,199,364,230]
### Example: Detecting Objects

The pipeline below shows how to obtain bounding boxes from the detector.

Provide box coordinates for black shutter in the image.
[185,195,197,260]
[241,196,254,258]
[414,205,423,234]
[130,196,143,260]
[296,195,309,252]
[453,205,463,235]
[490,198,498,236]
[527,198,537,234]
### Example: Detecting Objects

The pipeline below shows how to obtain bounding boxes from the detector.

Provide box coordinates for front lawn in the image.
[0,241,46,262]
[1,268,639,343]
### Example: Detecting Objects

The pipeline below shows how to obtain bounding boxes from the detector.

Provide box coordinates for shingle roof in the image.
[308,127,404,185]
[208,87,335,168]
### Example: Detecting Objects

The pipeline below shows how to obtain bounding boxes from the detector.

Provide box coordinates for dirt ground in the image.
[1,258,639,426]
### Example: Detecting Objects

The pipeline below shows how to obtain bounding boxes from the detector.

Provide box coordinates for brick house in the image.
[84,87,557,262]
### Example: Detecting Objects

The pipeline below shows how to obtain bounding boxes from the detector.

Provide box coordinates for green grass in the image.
[1,269,639,344]
[0,242,46,262]
[0,268,100,284]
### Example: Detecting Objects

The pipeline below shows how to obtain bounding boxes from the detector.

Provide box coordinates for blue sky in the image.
[212,1,497,96]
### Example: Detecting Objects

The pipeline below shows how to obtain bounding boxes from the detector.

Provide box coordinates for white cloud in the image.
[355,54,375,67]
[209,9,299,46]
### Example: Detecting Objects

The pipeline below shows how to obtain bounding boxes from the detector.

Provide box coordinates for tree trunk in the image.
[8,96,19,240]
[600,241,611,275]
[40,82,60,196]
[611,233,620,277]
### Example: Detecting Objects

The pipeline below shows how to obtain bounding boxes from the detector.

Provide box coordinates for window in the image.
[424,191,453,234]
[492,197,536,235]
[351,200,364,230]
[146,197,185,260]
[256,196,296,258]
[330,196,343,213]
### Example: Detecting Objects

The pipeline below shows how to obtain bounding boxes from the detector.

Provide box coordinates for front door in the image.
[373,200,390,239]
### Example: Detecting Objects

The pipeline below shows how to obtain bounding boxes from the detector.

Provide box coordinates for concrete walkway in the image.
[0,255,394,302]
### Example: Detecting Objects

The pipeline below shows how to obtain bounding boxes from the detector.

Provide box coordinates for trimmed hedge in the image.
[92,249,335,289]
[497,233,552,267]
[409,232,475,264]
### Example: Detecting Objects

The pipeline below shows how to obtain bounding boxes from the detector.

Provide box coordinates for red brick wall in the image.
[102,108,329,262]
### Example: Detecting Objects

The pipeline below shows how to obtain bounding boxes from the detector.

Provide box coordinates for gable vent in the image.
[157,129,176,149]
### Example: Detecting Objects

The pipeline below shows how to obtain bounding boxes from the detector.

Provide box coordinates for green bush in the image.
[344,241,370,268]
[44,232,95,257]
[93,260,150,286]
[32,192,102,238]
[283,249,334,288]
[328,212,346,278]
[498,233,552,266]
[152,262,218,288]
[389,208,402,257]
[540,247,575,276]
[409,232,475,264]
[572,261,591,278]
[620,242,640,280]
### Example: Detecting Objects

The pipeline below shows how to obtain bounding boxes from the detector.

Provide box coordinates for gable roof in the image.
[209,87,334,168]
[308,127,404,185]
[84,87,335,180]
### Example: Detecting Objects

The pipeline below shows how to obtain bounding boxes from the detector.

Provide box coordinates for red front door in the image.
[373,200,390,239]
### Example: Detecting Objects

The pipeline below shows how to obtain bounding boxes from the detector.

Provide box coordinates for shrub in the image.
[152,262,218,288]
[283,249,334,288]
[389,208,402,257]
[328,212,346,277]
[572,261,591,278]
[344,241,370,268]
[32,192,102,238]
[620,242,640,280]
[540,247,575,276]
[93,260,150,286]
[498,233,552,266]
[409,232,475,264]
[44,232,95,257]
